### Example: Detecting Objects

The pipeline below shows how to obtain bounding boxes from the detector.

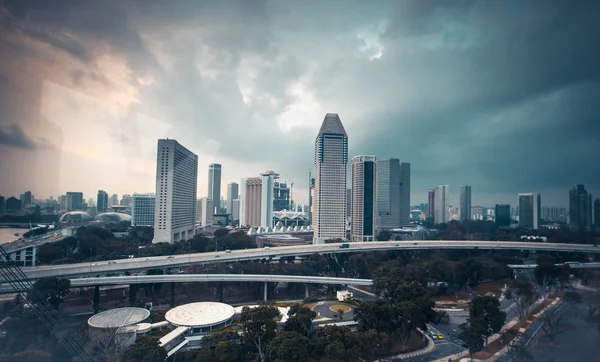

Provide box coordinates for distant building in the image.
[5,196,21,213]
[231,199,240,225]
[273,181,290,211]
[351,156,376,242]
[375,158,400,230]
[313,113,348,243]
[153,139,198,244]
[240,177,262,227]
[518,193,541,229]
[399,162,411,225]
[569,184,592,230]
[0,195,4,214]
[459,186,472,222]
[226,183,239,217]
[495,204,511,227]
[433,185,450,224]
[132,193,155,227]
[208,164,222,214]
[110,194,119,207]
[20,191,33,207]
[260,171,277,228]
[346,188,352,218]
[594,198,600,229]
[66,192,84,211]
[308,175,315,224]
[542,206,567,223]
[97,190,108,213]
[427,189,435,222]
[199,197,213,227]
[120,194,132,207]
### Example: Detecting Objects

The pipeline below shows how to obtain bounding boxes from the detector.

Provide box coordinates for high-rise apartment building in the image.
[199,197,213,226]
[232,199,240,224]
[66,192,84,211]
[433,185,450,224]
[208,164,222,214]
[351,156,376,242]
[569,184,592,230]
[495,204,511,226]
[226,182,239,216]
[375,158,400,230]
[97,190,108,213]
[399,162,411,225]
[518,193,541,229]
[459,185,472,221]
[109,194,119,207]
[541,206,568,223]
[313,113,348,243]
[594,198,600,228]
[153,139,198,244]
[260,171,277,228]
[240,177,262,227]
[20,191,33,207]
[427,189,435,222]
[132,193,155,226]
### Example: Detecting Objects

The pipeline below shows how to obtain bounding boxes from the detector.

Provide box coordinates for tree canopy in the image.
[119,337,166,362]
[240,304,281,362]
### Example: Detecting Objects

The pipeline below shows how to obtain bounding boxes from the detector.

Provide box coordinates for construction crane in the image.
[0,245,96,361]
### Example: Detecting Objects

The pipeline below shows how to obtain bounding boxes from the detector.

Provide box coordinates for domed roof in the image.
[94,212,132,223]
[59,211,93,223]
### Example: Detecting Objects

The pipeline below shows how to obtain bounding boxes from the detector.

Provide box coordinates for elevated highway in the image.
[508,262,600,269]
[0,274,372,293]
[4,240,598,280]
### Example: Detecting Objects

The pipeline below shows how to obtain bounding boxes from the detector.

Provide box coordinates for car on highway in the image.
[225,249,231,253]
[264,246,270,250]
[167,255,174,259]
[108,261,116,264]
[339,243,350,249]
[214,254,221,258]
[437,334,444,340]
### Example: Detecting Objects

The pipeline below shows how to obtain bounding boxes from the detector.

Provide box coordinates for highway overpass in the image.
[508,262,600,269]
[4,240,599,280]
[0,273,372,293]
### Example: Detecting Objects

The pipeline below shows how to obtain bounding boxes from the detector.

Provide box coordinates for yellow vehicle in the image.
[437,334,444,340]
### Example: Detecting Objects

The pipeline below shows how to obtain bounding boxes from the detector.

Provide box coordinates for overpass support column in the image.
[93,285,100,314]
[305,284,309,298]
[170,282,175,307]
[264,282,268,301]
[217,283,224,302]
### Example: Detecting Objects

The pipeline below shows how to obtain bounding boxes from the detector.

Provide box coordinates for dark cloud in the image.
[0,124,54,150]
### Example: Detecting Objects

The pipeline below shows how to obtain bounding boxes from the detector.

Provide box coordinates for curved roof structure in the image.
[59,211,93,223]
[88,307,150,329]
[165,302,235,328]
[94,212,132,223]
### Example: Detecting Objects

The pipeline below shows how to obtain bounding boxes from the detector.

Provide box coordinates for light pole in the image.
[89,248,93,272]
[188,241,191,263]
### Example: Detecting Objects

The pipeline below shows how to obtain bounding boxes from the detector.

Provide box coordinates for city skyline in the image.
[0,1,599,208]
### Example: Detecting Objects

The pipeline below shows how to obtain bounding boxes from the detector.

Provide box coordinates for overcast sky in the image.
[0,0,599,207]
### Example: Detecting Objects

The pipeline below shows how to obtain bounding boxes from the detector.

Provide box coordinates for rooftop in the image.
[165,302,235,328]
[87,307,150,329]
[317,113,347,137]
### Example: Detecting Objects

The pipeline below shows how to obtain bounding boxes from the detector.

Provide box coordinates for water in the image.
[0,228,28,244]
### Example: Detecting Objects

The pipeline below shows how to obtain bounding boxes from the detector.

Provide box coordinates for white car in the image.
[264,246,270,250]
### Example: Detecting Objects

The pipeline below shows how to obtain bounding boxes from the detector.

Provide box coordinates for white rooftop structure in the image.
[165,302,235,329]
[88,307,150,329]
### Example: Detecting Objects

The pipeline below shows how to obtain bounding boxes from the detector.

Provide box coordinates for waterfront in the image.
[0,228,27,244]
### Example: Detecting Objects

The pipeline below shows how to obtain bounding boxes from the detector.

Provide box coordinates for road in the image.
[508,262,600,269]
[4,240,598,280]
[0,273,372,293]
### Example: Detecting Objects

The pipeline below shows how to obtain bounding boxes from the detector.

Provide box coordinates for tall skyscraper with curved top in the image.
[313,113,348,243]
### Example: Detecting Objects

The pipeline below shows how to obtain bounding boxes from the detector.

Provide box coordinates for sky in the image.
[0,0,599,208]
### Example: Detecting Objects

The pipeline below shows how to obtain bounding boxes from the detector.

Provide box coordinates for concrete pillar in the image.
[170,282,175,307]
[217,283,224,302]
[93,285,100,314]
[264,282,268,301]
[305,284,309,298]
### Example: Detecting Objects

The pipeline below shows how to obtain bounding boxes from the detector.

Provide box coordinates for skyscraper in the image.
[273,181,290,211]
[240,177,262,227]
[427,189,435,222]
[208,164,222,214]
[495,204,511,226]
[459,185,472,221]
[232,199,240,224]
[0,195,5,214]
[594,198,600,229]
[518,193,541,229]
[569,184,592,230]
[313,113,348,243]
[20,191,33,207]
[399,162,411,225]
[261,171,277,228]
[97,190,108,213]
[109,194,119,207]
[308,175,315,225]
[199,197,213,226]
[153,139,198,244]
[226,182,239,217]
[120,194,132,206]
[375,158,400,230]
[351,156,376,242]
[66,192,84,211]
[433,185,450,224]
[132,193,155,226]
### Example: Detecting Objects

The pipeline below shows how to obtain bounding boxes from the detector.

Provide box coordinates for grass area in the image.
[329,305,352,313]
[274,302,295,308]
[473,279,507,297]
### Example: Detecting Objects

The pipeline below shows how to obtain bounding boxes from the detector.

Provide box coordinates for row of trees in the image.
[458,296,507,360]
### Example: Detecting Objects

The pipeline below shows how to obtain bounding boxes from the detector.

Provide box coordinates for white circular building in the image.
[87,307,150,334]
[165,302,235,334]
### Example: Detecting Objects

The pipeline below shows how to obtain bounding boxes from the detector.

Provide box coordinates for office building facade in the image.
[459,185,472,221]
[97,190,108,213]
[351,156,376,242]
[569,184,592,230]
[428,189,435,222]
[199,197,213,226]
[153,139,198,244]
[109,194,118,207]
[313,113,348,243]
[232,199,240,224]
[433,185,450,224]
[66,192,84,211]
[240,177,262,227]
[518,193,541,229]
[20,191,33,207]
[208,164,222,214]
[399,162,411,225]
[132,193,155,226]
[273,181,290,211]
[260,171,277,228]
[375,158,401,230]
[226,182,239,216]
[495,204,511,226]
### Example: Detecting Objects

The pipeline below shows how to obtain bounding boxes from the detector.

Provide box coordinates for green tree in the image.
[214,341,243,362]
[214,228,230,238]
[563,291,583,305]
[377,230,392,241]
[458,327,484,362]
[240,304,281,362]
[267,331,310,362]
[119,337,166,362]
[469,296,506,346]
[283,304,317,337]
[507,279,537,324]
[29,277,71,310]
[195,348,219,362]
